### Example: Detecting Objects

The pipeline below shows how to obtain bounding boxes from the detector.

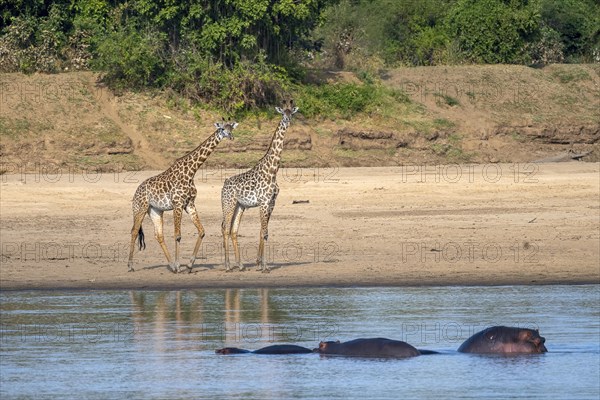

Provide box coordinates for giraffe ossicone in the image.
[221,99,299,273]
[127,119,238,273]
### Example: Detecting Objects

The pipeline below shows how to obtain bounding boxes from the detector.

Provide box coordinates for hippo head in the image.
[485,327,548,354]
[317,340,341,353]
[215,347,249,355]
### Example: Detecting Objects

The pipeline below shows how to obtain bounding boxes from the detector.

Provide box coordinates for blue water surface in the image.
[1,285,599,399]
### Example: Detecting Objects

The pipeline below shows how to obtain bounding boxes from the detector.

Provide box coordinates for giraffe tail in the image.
[137,226,146,251]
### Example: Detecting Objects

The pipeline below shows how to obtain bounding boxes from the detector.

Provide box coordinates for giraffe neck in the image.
[257,119,289,177]
[170,130,222,177]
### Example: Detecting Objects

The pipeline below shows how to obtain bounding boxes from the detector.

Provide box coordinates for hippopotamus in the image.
[458,326,547,354]
[316,338,429,358]
[215,344,313,355]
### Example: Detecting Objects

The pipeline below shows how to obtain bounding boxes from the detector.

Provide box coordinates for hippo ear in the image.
[519,330,533,341]
[336,340,340,344]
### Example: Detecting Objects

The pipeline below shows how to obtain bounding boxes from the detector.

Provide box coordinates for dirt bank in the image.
[1,64,598,173]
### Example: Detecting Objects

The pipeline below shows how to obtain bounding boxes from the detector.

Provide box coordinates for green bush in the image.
[314,0,450,68]
[314,0,598,66]
[0,4,71,73]
[94,27,167,89]
[169,52,289,115]
[297,83,374,118]
[445,0,540,64]
[383,0,450,66]
[540,0,600,62]
[1,0,598,115]
[296,82,409,119]
[526,24,565,65]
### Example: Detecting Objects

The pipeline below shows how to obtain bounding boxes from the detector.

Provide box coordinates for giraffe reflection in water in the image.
[129,289,279,348]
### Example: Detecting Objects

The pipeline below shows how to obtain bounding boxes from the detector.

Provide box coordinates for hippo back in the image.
[252,345,313,354]
[319,338,420,358]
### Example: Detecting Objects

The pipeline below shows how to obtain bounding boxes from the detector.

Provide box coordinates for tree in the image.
[445,0,540,64]
[540,0,600,61]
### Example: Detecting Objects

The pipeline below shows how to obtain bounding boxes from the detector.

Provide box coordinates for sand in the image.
[0,164,598,290]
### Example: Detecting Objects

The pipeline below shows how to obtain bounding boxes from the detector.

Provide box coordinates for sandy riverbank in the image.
[1,164,598,290]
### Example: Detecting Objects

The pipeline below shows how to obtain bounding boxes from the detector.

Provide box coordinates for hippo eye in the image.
[486,333,495,341]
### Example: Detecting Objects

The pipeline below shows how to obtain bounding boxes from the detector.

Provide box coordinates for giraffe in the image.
[221,100,299,273]
[127,119,238,273]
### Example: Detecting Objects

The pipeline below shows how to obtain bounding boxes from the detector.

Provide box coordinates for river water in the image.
[1,285,598,399]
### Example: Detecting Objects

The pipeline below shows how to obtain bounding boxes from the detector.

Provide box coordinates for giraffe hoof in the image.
[232,262,246,272]
[177,265,190,274]
[128,268,135,273]
[261,268,271,274]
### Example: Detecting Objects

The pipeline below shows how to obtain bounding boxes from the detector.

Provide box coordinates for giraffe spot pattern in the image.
[128,121,237,271]
[221,100,298,271]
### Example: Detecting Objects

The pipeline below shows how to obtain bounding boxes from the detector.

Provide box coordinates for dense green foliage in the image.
[315,0,454,67]
[1,0,333,112]
[445,0,540,64]
[314,0,599,69]
[540,0,600,62]
[1,0,598,113]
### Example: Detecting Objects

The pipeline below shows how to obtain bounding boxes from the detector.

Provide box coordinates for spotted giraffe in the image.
[127,120,238,273]
[221,100,299,273]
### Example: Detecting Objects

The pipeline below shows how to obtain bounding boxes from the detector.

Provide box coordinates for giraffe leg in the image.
[221,196,237,272]
[127,209,147,272]
[257,197,277,273]
[256,211,271,272]
[257,206,270,273]
[148,207,174,271]
[171,207,183,273]
[231,205,246,271]
[187,202,205,273]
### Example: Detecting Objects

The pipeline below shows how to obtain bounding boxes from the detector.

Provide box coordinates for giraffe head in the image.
[214,119,238,141]
[275,99,299,126]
